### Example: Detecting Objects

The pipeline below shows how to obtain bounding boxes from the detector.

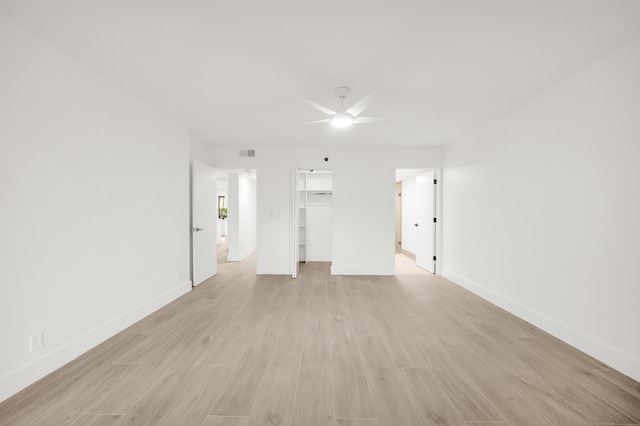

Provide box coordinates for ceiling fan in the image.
[303,87,391,128]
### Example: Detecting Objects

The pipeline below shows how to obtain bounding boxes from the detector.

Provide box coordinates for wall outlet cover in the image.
[30,331,44,352]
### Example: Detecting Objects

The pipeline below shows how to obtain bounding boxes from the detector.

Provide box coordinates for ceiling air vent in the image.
[239,149,256,157]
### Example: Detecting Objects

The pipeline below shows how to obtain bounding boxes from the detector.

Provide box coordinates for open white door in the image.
[191,161,217,286]
[292,169,300,278]
[415,170,435,273]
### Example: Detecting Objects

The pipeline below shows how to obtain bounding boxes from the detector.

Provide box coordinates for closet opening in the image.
[293,169,333,278]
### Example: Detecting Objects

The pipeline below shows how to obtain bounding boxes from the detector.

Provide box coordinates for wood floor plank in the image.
[365,302,430,368]
[202,416,249,426]
[158,365,232,426]
[327,279,349,314]
[428,366,504,422]
[567,369,640,422]
[357,336,422,425]
[341,276,379,336]
[594,368,640,399]
[206,333,250,366]
[113,366,202,425]
[335,419,379,426]
[309,270,330,304]
[393,307,454,338]
[513,347,637,424]
[401,368,466,426]
[279,285,310,336]
[518,337,640,422]
[330,313,376,419]
[112,330,227,424]
[438,336,551,424]
[501,369,593,425]
[302,302,331,366]
[30,363,138,426]
[247,335,303,426]
[292,366,335,426]
[112,327,180,365]
[220,276,286,335]
[87,302,220,415]
[209,333,278,416]
[434,302,530,370]
[69,414,122,426]
[252,278,301,335]
[407,334,507,423]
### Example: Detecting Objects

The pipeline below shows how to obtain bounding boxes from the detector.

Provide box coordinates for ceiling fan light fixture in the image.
[330,112,354,128]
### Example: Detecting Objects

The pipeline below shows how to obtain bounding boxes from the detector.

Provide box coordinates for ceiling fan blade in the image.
[353,116,393,124]
[304,119,330,124]
[346,92,376,117]
[301,98,337,116]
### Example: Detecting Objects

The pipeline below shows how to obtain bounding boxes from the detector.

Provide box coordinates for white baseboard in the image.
[0,280,191,403]
[331,264,394,276]
[441,269,640,382]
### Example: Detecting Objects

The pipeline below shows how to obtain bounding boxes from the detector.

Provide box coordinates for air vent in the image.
[239,149,256,157]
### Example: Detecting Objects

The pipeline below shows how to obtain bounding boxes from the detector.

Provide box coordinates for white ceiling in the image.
[2,1,640,147]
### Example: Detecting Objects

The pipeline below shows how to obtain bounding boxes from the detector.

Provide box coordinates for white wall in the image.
[307,205,332,261]
[442,40,640,380]
[190,134,213,163]
[0,17,191,401]
[208,146,444,275]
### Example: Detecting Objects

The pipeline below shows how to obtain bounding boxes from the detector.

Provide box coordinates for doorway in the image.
[191,161,218,286]
[224,169,257,263]
[395,169,436,274]
[293,169,333,278]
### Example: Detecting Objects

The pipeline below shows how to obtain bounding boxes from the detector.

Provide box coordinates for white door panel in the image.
[292,169,299,278]
[415,170,435,273]
[191,161,217,286]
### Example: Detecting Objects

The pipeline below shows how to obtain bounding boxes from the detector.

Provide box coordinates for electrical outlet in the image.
[30,331,44,352]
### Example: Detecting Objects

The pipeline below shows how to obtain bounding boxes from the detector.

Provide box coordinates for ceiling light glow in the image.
[330,113,354,128]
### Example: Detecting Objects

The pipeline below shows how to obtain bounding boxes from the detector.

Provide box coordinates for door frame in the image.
[394,168,441,275]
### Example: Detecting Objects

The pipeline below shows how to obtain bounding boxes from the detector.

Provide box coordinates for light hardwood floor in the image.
[1,244,639,425]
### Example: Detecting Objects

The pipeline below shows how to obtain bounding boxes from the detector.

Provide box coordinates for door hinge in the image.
[434,179,438,184]
[433,256,437,261]
[433,218,437,223]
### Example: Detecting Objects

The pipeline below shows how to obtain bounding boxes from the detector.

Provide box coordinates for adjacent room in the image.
[1,1,639,424]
